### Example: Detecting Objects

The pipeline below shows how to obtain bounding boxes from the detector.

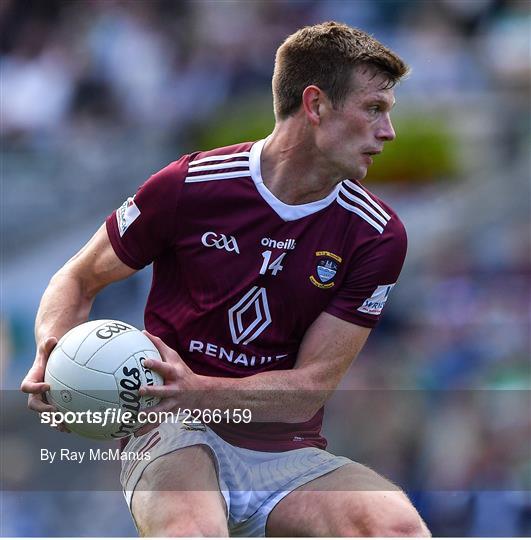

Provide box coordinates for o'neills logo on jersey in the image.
[261,237,296,250]
[310,251,342,289]
[189,340,288,368]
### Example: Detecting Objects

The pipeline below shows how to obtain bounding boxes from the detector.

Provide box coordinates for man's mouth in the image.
[362,150,382,165]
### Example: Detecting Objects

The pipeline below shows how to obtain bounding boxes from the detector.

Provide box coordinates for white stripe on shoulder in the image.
[339,186,388,227]
[185,170,250,183]
[189,152,251,166]
[336,196,385,233]
[343,180,391,220]
[188,160,250,173]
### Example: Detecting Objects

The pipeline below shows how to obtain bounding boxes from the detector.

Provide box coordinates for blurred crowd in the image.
[1,0,529,139]
[1,0,529,537]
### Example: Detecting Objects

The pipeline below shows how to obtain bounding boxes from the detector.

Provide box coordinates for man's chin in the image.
[349,166,367,181]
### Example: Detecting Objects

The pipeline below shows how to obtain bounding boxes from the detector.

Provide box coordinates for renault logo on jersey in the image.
[201,231,240,254]
[228,286,272,345]
[310,251,342,289]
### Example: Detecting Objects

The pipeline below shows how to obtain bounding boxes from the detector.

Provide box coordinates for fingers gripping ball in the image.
[44,320,163,440]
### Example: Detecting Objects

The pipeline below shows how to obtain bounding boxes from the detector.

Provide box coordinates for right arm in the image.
[20,224,137,413]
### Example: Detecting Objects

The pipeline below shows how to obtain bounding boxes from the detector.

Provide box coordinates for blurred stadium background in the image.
[1,0,529,536]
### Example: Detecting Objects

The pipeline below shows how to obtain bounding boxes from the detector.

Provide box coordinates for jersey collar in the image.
[249,138,341,222]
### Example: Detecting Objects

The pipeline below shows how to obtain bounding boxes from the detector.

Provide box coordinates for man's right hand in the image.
[20,337,70,432]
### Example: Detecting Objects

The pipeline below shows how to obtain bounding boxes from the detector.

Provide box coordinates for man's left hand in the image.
[135,331,203,436]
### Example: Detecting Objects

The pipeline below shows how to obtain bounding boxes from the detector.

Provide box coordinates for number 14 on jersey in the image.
[259,251,286,276]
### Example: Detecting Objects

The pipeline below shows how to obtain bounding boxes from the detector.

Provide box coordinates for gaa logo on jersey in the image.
[309,251,342,289]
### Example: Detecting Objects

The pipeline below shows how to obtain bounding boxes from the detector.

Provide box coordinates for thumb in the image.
[37,336,58,362]
[142,331,174,360]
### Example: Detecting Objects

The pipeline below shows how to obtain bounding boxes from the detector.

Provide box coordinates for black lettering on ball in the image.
[96,322,132,339]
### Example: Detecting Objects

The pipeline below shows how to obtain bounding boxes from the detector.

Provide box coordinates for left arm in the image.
[139,312,370,424]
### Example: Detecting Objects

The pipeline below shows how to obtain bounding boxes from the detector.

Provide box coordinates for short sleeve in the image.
[106,155,189,269]
[325,216,407,328]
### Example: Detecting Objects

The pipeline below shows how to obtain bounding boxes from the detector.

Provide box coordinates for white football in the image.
[45,320,163,440]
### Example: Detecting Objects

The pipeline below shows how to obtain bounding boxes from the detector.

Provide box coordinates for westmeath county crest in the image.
[310,251,342,289]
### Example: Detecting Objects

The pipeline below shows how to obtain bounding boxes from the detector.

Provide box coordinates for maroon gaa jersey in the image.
[106,139,407,451]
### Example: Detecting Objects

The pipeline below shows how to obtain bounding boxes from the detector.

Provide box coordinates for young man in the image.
[22,22,430,537]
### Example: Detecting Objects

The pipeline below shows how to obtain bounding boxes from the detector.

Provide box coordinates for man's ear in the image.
[301,85,324,126]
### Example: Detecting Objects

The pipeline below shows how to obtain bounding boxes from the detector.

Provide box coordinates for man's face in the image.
[315,68,397,181]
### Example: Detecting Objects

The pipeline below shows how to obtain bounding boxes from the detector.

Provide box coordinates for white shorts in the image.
[121,420,351,537]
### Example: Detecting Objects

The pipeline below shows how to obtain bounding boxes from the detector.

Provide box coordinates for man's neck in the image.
[260,122,343,206]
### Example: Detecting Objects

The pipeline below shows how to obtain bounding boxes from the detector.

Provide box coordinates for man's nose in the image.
[376,114,395,141]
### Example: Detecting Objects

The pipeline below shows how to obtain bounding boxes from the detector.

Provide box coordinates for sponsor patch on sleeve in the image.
[116,197,140,237]
[357,284,395,315]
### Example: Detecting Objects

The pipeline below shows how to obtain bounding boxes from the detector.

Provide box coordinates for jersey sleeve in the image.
[325,216,407,328]
[105,155,189,269]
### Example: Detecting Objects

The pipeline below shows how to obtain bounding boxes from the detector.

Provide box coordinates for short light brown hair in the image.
[272,21,408,119]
